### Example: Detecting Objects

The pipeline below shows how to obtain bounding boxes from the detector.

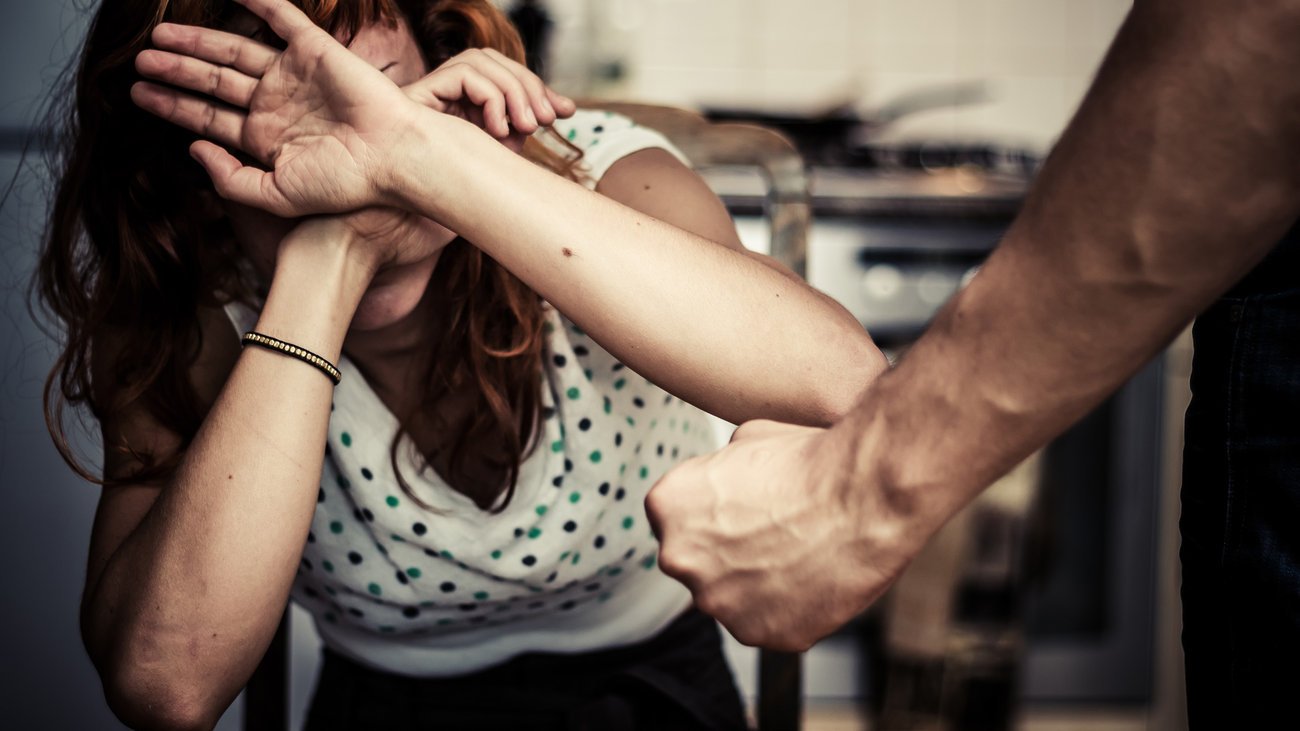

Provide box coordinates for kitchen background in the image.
[0,1,1190,729]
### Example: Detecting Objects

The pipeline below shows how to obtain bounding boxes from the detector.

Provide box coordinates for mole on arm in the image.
[562,247,573,257]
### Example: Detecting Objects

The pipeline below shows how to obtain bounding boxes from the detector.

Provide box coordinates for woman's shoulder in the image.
[548,108,691,186]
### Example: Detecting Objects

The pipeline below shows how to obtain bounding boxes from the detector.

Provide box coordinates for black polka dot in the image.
[560,600,577,611]
[514,527,525,538]
[552,475,564,488]
[565,458,574,472]
[656,444,664,456]
[585,583,602,592]
[563,520,578,533]
[624,548,637,560]
[317,489,325,503]
[633,397,645,409]
[664,395,673,405]
[376,544,388,556]
[361,467,374,480]
[402,606,420,619]
[574,345,589,357]
[612,363,625,372]
[307,531,316,543]
[348,608,365,618]
[634,444,642,455]
[440,582,456,593]
[614,488,626,501]
[553,354,567,367]
[395,571,409,585]
[528,601,545,610]
[353,508,365,522]
[303,586,319,599]
[348,551,363,565]
[578,418,592,431]
[362,508,375,522]
[598,482,610,496]
[614,433,623,447]
[459,603,478,612]
[424,548,439,558]
[546,571,558,583]
[413,522,428,536]
[593,125,604,133]
[543,406,557,420]
[672,447,680,458]
[594,535,606,549]
[522,555,537,567]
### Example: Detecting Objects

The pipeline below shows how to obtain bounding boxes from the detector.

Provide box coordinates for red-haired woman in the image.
[39,0,886,728]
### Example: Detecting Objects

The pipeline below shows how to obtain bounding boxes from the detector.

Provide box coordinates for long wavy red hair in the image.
[38,0,581,511]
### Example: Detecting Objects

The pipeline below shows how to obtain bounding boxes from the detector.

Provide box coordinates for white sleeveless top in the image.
[224,111,720,677]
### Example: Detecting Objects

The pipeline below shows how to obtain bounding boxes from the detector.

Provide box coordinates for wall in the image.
[539,0,1132,151]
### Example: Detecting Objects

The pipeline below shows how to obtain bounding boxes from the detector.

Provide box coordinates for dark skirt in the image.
[302,608,749,731]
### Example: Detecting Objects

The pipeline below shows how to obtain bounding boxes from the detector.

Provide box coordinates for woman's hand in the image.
[131,0,567,218]
[404,48,575,152]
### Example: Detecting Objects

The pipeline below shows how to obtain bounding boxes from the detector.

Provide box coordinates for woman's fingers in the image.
[480,47,556,126]
[131,81,246,150]
[190,140,294,216]
[151,23,277,77]
[233,0,317,42]
[136,49,258,108]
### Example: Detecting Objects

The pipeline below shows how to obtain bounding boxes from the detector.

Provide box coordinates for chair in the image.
[244,102,812,731]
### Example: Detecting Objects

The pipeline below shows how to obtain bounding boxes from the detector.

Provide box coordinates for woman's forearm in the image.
[85,224,372,729]
[387,114,886,426]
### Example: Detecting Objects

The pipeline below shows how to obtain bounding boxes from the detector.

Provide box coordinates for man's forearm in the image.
[842,0,1300,529]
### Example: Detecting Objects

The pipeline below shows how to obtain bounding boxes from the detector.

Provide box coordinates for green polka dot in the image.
[551,440,564,453]
[598,592,612,602]
[622,516,635,530]
[650,419,658,428]
[567,128,577,141]
[491,549,502,560]
[560,551,571,561]
[566,387,580,400]
[438,618,454,626]
[619,464,627,476]
[379,625,396,633]
[340,432,352,447]
[474,591,490,601]
[589,450,603,464]
[385,496,399,508]
[572,324,585,336]
[543,321,556,335]
[324,612,337,624]
[642,555,657,570]
[613,378,627,390]
[670,418,678,428]
[607,567,623,577]
[639,466,649,480]
[603,397,612,414]
[325,586,338,596]
[323,560,335,573]
[368,583,383,596]
[528,527,542,539]
[569,491,581,504]
[626,416,635,427]
[329,521,344,534]
[406,567,422,579]
[390,534,405,542]
[440,550,454,560]
[584,369,593,381]
[684,422,691,433]
[536,505,548,516]
[571,552,581,565]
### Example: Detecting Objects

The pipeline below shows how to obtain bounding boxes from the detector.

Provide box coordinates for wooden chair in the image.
[244,102,811,731]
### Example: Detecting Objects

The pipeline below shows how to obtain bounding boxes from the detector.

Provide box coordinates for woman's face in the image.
[224,14,455,333]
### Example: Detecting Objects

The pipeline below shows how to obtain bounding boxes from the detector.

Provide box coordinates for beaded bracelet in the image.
[241,331,342,385]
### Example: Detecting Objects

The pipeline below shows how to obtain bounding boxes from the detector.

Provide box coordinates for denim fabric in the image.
[302,608,748,731]
[1181,223,1300,729]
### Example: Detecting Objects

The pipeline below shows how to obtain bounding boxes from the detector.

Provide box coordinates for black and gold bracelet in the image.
[241,331,342,385]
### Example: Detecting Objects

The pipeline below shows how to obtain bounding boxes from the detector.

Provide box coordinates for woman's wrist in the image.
[260,222,374,361]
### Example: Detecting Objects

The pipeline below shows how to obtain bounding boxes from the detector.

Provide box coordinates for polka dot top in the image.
[223,110,719,677]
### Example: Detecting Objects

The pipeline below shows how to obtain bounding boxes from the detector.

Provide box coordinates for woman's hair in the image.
[38,0,580,511]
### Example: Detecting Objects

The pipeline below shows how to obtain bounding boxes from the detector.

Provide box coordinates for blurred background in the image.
[0,1,1193,729]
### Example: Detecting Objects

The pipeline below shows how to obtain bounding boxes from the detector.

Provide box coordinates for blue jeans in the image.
[1181,224,1300,728]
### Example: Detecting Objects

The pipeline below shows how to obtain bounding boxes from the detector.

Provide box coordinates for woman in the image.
[40,0,886,728]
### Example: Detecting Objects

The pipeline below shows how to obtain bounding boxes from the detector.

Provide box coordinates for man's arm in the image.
[648,0,1300,649]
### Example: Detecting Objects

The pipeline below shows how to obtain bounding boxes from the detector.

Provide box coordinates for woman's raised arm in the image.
[132,0,887,426]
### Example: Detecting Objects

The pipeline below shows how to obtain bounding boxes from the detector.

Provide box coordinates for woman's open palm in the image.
[132,0,415,217]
